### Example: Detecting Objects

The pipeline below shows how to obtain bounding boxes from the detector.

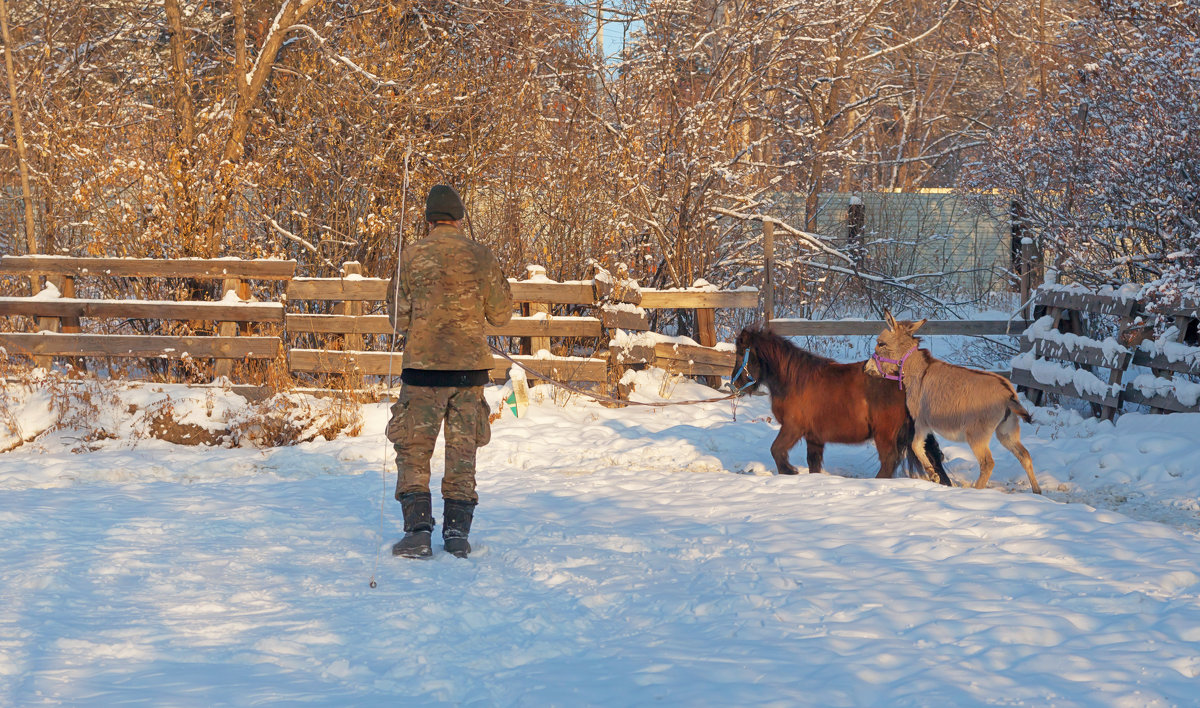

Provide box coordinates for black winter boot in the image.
[442,499,476,558]
[392,492,434,558]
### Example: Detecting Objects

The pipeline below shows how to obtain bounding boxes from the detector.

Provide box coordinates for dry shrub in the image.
[137,398,224,447]
[225,392,363,448]
[0,352,23,448]
[0,367,121,453]
[46,369,121,450]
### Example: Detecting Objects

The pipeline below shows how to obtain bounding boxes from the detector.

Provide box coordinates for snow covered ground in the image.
[2,371,1200,706]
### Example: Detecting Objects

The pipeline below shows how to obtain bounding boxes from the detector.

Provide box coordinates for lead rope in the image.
[370,146,413,589]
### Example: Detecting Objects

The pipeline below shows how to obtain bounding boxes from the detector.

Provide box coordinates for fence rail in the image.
[0,255,297,280]
[769,319,1021,337]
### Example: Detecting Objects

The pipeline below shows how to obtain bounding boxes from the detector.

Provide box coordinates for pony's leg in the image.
[996,417,1041,494]
[969,435,995,489]
[771,426,803,475]
[873,429,901,479]
[806,440,825,475]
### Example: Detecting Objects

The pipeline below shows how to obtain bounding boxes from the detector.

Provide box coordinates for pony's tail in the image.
[900,419,951,487]
[907,434,950,487]
[1007,396,1033,424]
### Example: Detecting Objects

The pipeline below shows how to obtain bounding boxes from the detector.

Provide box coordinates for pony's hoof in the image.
[778,468,800,476]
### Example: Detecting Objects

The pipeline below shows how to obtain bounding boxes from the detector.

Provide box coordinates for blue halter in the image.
[730,348,758,393]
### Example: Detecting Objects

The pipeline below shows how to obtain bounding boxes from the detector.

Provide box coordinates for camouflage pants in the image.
[387,384,491,503]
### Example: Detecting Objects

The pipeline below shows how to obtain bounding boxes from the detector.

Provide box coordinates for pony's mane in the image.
[745,327,834,387]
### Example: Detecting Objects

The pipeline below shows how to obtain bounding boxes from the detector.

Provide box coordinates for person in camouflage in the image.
[386,184,513,558]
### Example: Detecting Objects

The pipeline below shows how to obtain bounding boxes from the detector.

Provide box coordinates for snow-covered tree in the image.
[965,0,1200,313]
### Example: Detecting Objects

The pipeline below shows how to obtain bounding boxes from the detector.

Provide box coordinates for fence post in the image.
[1020,238,1035,322]
[695,306,720,389]
[334,261,364,351]
[212,276,242,381]
[1010,200,1025,294]
[763,220,774,325]
[847,197,864,266]
[33,275,63,370]
[525,264,551,355]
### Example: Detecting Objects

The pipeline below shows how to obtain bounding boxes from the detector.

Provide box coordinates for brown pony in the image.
[733,326,950,484]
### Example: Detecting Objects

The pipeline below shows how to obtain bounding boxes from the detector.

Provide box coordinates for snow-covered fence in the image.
[283,262,757,391]
[1011,286,1200,417]
[284,265,607,384]
[0,256,293,380]
[0,257,759,392]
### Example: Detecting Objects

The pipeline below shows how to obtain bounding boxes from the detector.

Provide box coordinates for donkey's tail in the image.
[1007,396,1033,424]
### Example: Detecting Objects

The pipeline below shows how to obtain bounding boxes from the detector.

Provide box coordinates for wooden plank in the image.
[638,289,759,309]
[770,319,1019,337]
[0,333,281,359]
[285,314,602,338]
[509,280,596,305]
[1031,338,1130,370]
[600,309,651,331]
[287,278,389,302]
[656,360,735,377]
[1171,296,1200,319]
[0,256,296,280]
[1010,366,1122,408]
[288,349,607,382]
[654,342,736,368]
[287,277,599,305]
[1130,349,1200,377]
[506,355,608,382]
[1032,289,1138,318]
[610,344,656,365]
[0,297,284,322]
[1122,387,1199,413]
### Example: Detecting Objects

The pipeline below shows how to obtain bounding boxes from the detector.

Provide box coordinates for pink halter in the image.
[871,345,917,390]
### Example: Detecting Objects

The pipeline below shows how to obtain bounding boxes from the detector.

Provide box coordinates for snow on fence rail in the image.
[1011,286,1200,417]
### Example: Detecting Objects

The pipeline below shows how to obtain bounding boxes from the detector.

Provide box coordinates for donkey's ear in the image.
[884,310,898,330]
[908,318,927,333]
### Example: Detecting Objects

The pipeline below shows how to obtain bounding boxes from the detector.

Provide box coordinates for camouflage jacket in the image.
[387,223,513,371]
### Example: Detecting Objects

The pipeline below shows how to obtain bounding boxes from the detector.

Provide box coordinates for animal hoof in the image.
[778,469,800,476]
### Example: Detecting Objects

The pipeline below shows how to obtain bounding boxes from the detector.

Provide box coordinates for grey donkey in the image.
[864,313,1042,494]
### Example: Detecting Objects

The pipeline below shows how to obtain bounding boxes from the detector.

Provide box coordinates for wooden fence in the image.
[4,257,1195,417]
[1011,287,1200,416]
[0,256,292,380]
[0,256,756,393]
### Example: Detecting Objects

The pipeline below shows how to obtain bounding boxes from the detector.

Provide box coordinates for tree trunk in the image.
[164,0,199,249]
[0,0,38,258]
[201,0,322,257]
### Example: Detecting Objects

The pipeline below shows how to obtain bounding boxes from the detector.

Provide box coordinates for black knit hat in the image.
[425,184,465,223]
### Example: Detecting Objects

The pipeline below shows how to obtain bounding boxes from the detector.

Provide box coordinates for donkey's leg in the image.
[771,426,803,476]
[923,435,953,487]
[909,426,941,480]
[806,440,825,475]
[996,417,1041,494]
[969,435,995,489]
